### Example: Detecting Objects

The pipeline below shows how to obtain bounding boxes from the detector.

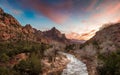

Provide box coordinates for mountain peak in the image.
[25,24,32,28]
[51,27,57,31]
[43,27,69,43]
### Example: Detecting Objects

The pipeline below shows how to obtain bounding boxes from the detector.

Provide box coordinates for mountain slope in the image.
[76,23,120,75]
[0,7,69,44]
[0,7,69,75]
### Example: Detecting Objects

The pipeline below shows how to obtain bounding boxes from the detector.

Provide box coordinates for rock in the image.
[43,27,69,43]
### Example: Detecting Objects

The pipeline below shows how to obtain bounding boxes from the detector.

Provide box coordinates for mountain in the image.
[87,23,120,53]
[0,7,70,75]
[76,23,120,75]
[0,7,69,44]
[43,27,69,43]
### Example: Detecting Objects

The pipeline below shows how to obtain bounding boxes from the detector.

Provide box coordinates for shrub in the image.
[65,44,75,52]
[0,53,9,63]
[98,52,120,75]
[0,67,10,75]
[14,53,42,75]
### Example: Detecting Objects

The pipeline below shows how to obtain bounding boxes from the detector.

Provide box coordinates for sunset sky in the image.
[0,0,120,40]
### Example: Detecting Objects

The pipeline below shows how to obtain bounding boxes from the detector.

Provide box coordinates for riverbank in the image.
[42,53,70,75]
[42,51,89,75]
[60,52,88,75]
[70,50,98,75]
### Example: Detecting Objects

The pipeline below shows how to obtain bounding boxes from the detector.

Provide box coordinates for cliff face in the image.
[0,8,69,44]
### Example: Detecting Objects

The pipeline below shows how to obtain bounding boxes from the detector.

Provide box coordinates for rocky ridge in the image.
[0,7,69,44]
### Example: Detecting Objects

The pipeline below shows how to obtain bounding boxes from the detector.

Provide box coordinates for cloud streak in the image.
[82,0,120,33]
[15,0,73,24]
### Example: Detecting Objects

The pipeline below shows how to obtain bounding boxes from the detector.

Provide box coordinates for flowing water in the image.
[61,52,88,75]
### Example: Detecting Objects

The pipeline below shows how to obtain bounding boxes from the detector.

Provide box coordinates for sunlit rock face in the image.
[61,52,88,75]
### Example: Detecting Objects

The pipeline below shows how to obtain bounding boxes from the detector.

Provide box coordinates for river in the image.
[61,52,88,75]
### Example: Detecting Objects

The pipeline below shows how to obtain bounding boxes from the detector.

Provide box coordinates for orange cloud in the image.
[117,19,120,23]
[66,30,96,40]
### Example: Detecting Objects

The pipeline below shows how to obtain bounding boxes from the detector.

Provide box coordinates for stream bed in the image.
[61,52,88,75]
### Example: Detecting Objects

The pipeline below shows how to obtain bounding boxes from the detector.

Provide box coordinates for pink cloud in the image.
[19,0,72,24]
[88,0,120,24]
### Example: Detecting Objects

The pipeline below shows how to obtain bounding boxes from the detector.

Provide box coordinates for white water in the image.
[61,52,88,75]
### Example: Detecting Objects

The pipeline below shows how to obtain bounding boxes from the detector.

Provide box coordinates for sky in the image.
[0,0,120,40]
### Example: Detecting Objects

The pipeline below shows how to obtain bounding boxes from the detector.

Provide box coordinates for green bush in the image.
[98,52,120,75]
[14,53,42,75]
[0,41,48,75]
[0,67,10,75]
[65,44,75,52]
[0,53,9,63]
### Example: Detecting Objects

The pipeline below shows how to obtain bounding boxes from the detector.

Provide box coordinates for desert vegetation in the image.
[0,40,50,75]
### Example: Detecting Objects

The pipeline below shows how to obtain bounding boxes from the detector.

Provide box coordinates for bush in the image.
[0,41,48,75]
[65,44,75,52]
[14,53,42,75]
[98,52,120,75]
[0,53,9,63]
[0,67,10,75]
